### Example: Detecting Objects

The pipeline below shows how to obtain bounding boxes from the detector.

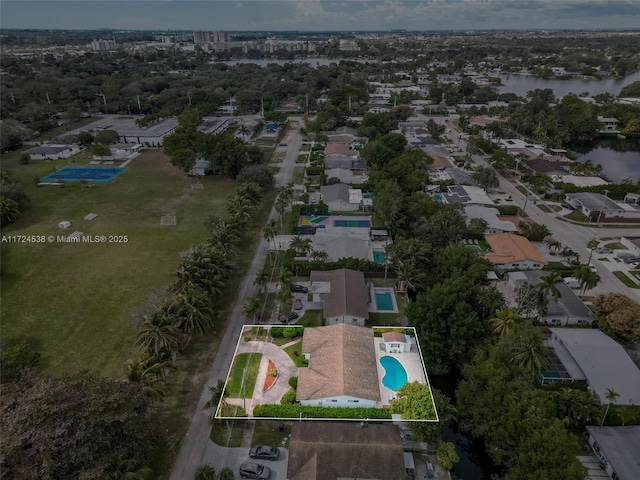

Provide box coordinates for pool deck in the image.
[373,337,428,408]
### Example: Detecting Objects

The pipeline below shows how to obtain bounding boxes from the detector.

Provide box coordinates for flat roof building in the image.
[586,426,640,480]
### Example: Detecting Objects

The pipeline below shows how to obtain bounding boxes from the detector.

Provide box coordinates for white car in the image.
[589,264,597,273]
[629,261,639,269]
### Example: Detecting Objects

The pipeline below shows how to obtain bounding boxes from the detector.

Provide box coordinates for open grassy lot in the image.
[1,149,238,377]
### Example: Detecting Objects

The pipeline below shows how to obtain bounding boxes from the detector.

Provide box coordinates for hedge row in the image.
[289,258,386,276]
[270,326,304,338]
[494,205,519,216]
[306,166,324,176]
[253,403,393,419]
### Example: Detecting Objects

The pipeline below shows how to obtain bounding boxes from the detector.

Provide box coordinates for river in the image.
[497,70,640,98]
[574,138,640,183]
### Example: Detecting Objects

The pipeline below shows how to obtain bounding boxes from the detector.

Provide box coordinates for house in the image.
[382,331,412,353]
[309,268,369,326]
[311,228,370,262]
[565,193,640,221]
[586,426,640,480]
[323,154,366,171]
[25,144,80,160]
[297,324,380,407]
[319,183,362,212]
[115,117,178,146]
[483,233,547,270]
[597,116,619,132]
[288,422,406,480]
[325,167,367,185]
[441,185,493,206]
[464,205,518,235]
[543,328,640,405]
[620,236,640,256]
[324,143,355,157]
[507,271,596,325]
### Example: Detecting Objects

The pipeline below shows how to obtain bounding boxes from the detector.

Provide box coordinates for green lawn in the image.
[603,242,625,249]
[1,150,241,377]
[367,312,403,326]
[283,340,306,367]
[251,420,292,448]
[297,309,322,327]
[210,419,247,447]
[226,352,263,398]
[612,271,640,288]
[565,210,590,222]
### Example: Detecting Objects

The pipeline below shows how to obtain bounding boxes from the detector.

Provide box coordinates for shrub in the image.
[270,327,284,337]
[269,369,278,377]
[283,326,303,338]
[253,403,392,419]
[288,376,298,389]
[305,166,324,176]
[280,390,297,405]
[293,350,299,357]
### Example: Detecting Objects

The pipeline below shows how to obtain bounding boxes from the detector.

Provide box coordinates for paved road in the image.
[169,122,302,480]
[433,118,640,302]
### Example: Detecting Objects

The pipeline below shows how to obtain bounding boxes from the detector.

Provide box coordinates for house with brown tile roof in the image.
[309,268,369,326]
[483,233,547,270]
[324,143,356,157]
[288,422,405,480]
[297,323,380,407]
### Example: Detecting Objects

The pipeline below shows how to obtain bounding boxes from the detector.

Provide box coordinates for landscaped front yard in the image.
[226,353,263,398]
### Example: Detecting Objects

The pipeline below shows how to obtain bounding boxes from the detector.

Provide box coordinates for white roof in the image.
[348,189,362,204]
[549,328,640,405]
[464,205,518,233]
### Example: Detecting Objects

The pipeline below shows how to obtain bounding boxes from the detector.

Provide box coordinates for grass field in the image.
[283,340,306,367]
[612,271,640,288]
[1,149,238,377]
[226,352,262,398]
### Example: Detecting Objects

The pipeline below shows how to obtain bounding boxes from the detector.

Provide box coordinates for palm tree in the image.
[169,288,215,346]
[601,388,619,425]
[135,310,183,358]
[574,265,599,297]
[508,325,550,382]
[546,240,562,254]
[194,464,217,480]
[242,296,262,323]
[125,353,168,402]
[538,272,562,302]
[106,455,153,480]
[226,193,253,225]
[263,224,276,261]
[204,379,228,421]
[277,286,293,313]
[0,197,22,225]
[236,181,262,207]
[311,249,328,261]
[490,307,521,337]
[275,196,287,230]
[253,268,269,294]
[238,123,250,141]
[278,266,293,291]
[174,245,231,297]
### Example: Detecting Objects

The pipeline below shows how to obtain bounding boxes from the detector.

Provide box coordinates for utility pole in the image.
[260,97,264,118]
[596,189,609,226]
[137,95,142,114]
[96,92,107,113]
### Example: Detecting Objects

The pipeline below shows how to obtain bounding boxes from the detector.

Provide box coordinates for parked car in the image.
[280,312,299,323]
[617,252,635,260]
[561,203,575,210]
[249,445,281,461]
[629,261,640,269]
[239,462,271,480]
[595,247,612,254]
[291,284,308,293]
[589,263,597,273]
[294,298,303,310]
[624,257,640,264]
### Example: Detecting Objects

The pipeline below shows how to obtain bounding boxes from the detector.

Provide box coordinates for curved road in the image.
[169,122,303,480]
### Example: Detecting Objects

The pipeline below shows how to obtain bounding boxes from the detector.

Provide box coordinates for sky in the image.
[2,0,640,31]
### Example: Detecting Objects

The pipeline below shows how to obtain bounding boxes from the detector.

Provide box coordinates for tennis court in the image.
[298,215,372,229]
[41,166,127,183]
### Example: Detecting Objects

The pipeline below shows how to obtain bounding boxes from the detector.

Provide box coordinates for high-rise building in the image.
[90,39,117,51]
[193,30,230,44]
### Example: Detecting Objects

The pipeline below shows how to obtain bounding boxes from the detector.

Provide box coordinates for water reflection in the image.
[574,139,640,183]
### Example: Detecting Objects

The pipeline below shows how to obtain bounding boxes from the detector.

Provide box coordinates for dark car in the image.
[280,312,299,323]
[291,284,308,293]
[561,203,574,210]
[249,445,281,461]
[239,462,271,479]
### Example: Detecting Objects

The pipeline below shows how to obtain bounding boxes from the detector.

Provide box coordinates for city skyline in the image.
[2,0,640,32]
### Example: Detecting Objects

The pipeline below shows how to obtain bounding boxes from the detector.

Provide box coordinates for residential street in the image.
[439,119,640,302]
[169,123,302,480]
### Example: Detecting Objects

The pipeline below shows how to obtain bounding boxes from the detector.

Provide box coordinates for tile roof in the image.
[324,144,353,156]
[382,331,406,343]
[310,268,369,320]
[297,324,380,402]
[288,422,404,480]
[483,233,547,265]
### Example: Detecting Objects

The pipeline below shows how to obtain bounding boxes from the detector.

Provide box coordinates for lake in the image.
[574,138,640,183]
[497,70,640,98]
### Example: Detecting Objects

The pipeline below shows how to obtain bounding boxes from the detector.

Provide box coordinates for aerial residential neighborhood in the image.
[2,2,640,480]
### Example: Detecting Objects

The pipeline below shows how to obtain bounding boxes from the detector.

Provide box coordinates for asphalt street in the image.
[169,123,302,480]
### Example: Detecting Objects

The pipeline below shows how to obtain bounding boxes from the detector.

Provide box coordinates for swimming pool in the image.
[380,356,408,391]
[374,290,395,311]
[372,249,386,264]
[41,166,126,183]
[433,194,444,202]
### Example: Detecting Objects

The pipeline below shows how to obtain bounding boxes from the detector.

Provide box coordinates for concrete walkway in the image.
[226,341,299,414]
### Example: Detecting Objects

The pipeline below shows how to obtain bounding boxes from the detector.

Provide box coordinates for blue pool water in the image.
[433,194,444,202]
[373,249,386,264]
[41,166,126,183]
[375,290,394,311]
[380,356,408,391]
